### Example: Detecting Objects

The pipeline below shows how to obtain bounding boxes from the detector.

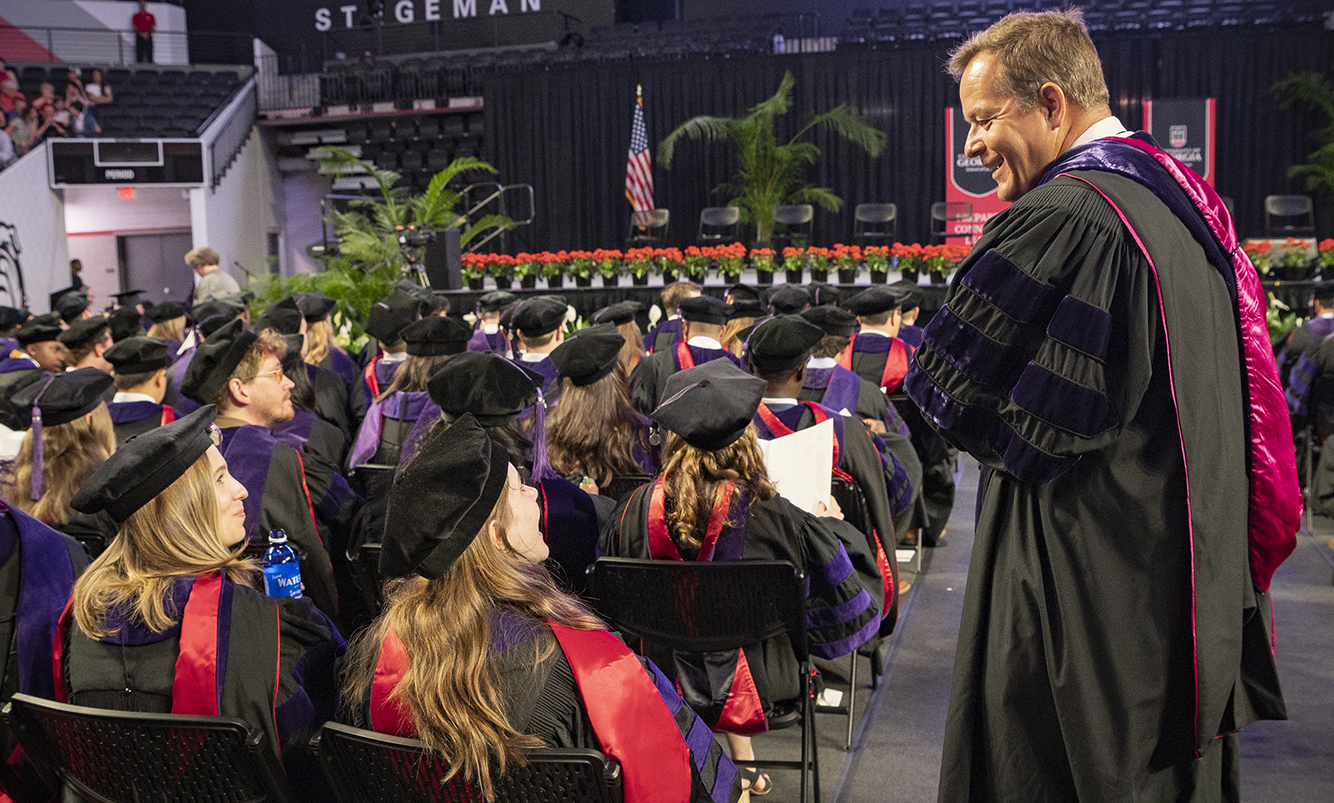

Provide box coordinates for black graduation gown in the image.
[107,399,174,447]
[61,573,345,802]
[905,160,1287,801]
[305,362,354,443]
[627,342,743,416]
[217,418,339,622]
[601,486,880,725]
[753,400,904,629]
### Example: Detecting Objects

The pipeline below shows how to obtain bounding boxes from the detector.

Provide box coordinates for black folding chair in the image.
[586,558,821,803]
[772,204,815,249]
[853,202,898,247]
[358,542,385,613]
[626,209,670,248]
[1264,194,1315,238]
[697,205,741,245]
[5,694,290,803]
[930,201,973,243]
[312,722,623,803]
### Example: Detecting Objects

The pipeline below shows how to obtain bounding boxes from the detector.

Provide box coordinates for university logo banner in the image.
[944,107,1010,244]
[1142,98,1216,186]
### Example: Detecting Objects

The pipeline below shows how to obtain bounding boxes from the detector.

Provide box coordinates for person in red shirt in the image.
[132,1,155,64]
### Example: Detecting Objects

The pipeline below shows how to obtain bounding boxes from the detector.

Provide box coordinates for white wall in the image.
[63,185,192,309]
[189,128,283,287]
[0,146,68,312]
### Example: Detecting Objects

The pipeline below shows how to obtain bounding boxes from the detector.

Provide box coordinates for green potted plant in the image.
[594,248,623,286]
[833,244,861,284]
[540,251,567,288]
[1319,238,1334,280]
[865,245,889,284]
[656,247,683,284]
[1276,237,1312,280]
[489,254,515,290]
[751,247,776,285]
[461,253,486,290]
[569,250,595,287]
[514,253,539,289]
[626,248,654,286]
[716,242,746,282]
[893,243,924,284]
[684,246,711,282]
[782,246,806,284]
[808,246,830,282]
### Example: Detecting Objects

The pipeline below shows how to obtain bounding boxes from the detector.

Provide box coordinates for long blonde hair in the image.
[719,316,756,357]
[304,317,336,368]
[70,452,257,639]
[661,426,776,554]
[376,353,451,401]
[146,316,186,344]
[342,483,603,801]
[4,404,115,525]
[615,321,644,376]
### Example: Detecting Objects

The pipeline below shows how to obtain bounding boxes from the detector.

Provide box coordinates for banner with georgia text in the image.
[1142,98,1216,186]
[944,107,1010,244]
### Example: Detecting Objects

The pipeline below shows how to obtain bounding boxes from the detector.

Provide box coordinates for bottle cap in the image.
[268,529,288,543]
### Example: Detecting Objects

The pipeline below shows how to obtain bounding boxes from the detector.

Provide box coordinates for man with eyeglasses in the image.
[181,319,338,622]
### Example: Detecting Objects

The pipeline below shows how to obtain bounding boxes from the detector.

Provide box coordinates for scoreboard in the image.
[48,140,206,188]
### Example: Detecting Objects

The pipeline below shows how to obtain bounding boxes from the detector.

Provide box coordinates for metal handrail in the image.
[0,23,253,66]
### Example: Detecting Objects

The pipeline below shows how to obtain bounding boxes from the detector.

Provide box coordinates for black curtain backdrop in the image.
[482,26,1334,251]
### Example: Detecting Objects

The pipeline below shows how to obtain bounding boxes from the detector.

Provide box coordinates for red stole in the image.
[364,353,384,398]
[838,334,910,393]
[674,341,694,371]
[369,623,694,803]
[646,476,734,561]
[53,572,239,716]
[755,401,841,467]
[160,405,176,425]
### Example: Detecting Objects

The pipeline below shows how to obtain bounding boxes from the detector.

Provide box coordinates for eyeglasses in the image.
[248,369,286,383]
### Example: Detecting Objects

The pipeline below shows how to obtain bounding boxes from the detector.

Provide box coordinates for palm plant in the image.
[1274,72,1334,197]
[249,149,513,352]
[658,71,886,245]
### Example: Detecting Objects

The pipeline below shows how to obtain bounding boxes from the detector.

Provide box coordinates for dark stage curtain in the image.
[482,26,1334,251]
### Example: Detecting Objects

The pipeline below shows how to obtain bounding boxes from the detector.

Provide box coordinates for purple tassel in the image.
[29,375,55,502]
[530,388,555,482]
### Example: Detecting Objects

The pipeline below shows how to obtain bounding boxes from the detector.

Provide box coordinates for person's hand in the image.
[578,476,599,496]
[862,418,886,434]
[815,496,843,520]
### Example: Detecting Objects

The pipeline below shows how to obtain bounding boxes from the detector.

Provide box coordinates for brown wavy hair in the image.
[615,321,645,376]
[660,426,776,555]
[811,334,851,360]
[341,481,604,800]
[545,366,652,485]
[377,353,452,401]
[70,451,257,638]
[4,404,115,526]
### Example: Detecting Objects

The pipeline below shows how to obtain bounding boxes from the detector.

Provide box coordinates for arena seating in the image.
[13,64,248,139]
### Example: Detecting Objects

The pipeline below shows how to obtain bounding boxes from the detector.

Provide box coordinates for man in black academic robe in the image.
[629,294,741,416]
[181,320,340,622]
[104,336,176,447]
[905,15,1298,801]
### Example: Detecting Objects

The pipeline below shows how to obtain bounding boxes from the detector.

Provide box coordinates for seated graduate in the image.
[166,297,248,416]
[629,294,742,416]
[342,413,739,803]
[887,280,923,349]
[416,351,603,594]
[144,301,187,357]
[591,300,645,375]
[545,324,654,489]
[3,368,118,558]
[180,319,338,620]
[59,406,345,800]
[105,336,175,447]
[840,286,913,393]
[57,316,113,373]
[746,316,907,616]
[600,358,881,792]
[355,287,426,425]
[509,296,569,397]
[468,290,517,358]
[298,292,357,387]
[54,290,91,326]
[798,305,907,434]
[1,491,89,795]
[0,305,28,357]
[643,280,701,353]
[255,298,352,442]
[13,319,66,374]
[348,314,470,469]
[766,285,812,316]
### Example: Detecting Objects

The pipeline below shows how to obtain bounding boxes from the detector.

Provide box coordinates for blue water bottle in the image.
[262,529,303,599]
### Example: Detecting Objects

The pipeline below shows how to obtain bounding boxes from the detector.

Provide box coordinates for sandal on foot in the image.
[739,767,773,796]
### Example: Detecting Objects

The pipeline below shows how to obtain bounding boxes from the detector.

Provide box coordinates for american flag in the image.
[625,86,654,218]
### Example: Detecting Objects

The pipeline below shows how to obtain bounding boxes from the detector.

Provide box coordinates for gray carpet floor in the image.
[745,458,1334,802]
